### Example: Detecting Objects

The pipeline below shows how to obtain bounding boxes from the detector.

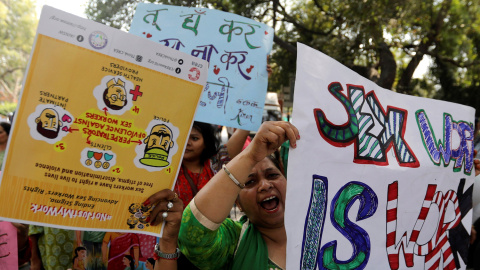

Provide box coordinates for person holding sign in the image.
[176,121,299,270]
[143,189,184,270]
[172,59,272,208]
[173,121,249,208]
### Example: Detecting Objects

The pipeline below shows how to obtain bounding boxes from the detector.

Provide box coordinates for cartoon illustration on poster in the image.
[80,148,117,171]
[93,76,134,114]
[134,120,179,172]
[0,6,208,236]
[28,104,73,143]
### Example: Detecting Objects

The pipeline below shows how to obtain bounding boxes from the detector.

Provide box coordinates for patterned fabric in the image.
[175,145,230,207]
[102,233,139,270]
[137,234,156,260]
[178,203,283,270]
[28,226,75,270]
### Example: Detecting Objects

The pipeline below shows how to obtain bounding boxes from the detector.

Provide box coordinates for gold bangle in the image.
[222,164,245,189]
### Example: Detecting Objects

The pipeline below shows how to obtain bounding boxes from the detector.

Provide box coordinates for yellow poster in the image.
[0,6,208,236]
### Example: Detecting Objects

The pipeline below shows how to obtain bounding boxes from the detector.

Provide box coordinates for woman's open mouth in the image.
[260,195,279,213]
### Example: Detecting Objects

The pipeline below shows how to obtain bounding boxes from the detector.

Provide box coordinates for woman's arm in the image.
[178,203,242,269]
[225,128,250,158]
[195,121,299,223]
[224,57,273,159]
[153,237,178,270]
[75,231,82,246]
[134,246,140,268]
[73,258,80,269]
[144,189,183,270]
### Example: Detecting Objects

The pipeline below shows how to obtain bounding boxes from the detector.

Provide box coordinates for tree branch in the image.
[428,52,480,68]
[397,0,452,94]
[0,67,22,81]
[276,2,336,36]
[273,35,297,55]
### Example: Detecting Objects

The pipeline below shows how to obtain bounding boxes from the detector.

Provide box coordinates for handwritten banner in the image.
[0,6,208,237]
[130,4,274,131]
[286,43,475,269]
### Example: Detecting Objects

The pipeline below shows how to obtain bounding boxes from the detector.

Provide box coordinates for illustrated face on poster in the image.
[286,43,475,270]
[28,104,73,143]
[134,120,179,172]
[93,76,134,115]
[80,148,117,171]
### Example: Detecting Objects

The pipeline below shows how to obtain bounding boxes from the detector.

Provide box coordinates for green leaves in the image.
[0,0,37,104]
[84,0,480,108]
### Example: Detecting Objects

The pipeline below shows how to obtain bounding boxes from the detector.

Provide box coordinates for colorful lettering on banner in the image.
[313,82,419,167]
[219,20,261,49]
[301,175,328,270]
[416,110,474,174]
[199,77,232,114]
[386,179,471,270]
[159,38,185,51]
[287,43,475,270]
[143,9,168,31]
[180,10,205,36]
[191,44,218,63]
[130,4,273,130]
[220,50,251,80]
[300,176,377,270]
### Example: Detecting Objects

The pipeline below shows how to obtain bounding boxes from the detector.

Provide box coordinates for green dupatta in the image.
[231,216,269,270]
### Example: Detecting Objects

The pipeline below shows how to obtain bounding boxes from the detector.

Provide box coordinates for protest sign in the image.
[286,43,475,269]
[130,4,274,131]
[0,6,208,237]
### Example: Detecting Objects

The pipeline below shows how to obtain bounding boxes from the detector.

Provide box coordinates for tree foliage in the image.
[0,0,37,103]
[85,0,480,110]
[0,101,16,116]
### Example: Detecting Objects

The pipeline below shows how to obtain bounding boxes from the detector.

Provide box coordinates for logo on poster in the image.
[89,31,108,49]
[188,67,200,81]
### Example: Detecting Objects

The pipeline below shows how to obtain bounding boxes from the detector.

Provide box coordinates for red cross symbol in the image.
[130,85,143,101]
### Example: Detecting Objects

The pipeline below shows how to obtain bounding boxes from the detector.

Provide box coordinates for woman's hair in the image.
[72,246,86,264]
[124,255,135,269]
[0,122,11,136]
[267,150,285,176]
[146,257,155,267]
[192,121,219,163]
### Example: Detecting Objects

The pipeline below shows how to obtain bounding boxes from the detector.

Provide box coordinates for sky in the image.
[35,0,89,18]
